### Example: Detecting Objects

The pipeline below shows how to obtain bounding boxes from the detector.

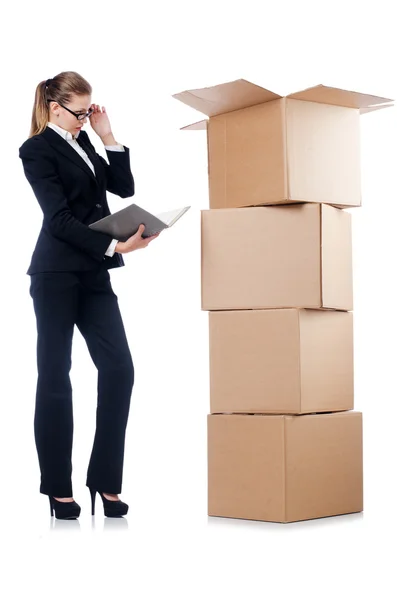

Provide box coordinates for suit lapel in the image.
[77,131,107,190]
[75,131,95,161]
[42,126,98,186]
[77,131,106,189]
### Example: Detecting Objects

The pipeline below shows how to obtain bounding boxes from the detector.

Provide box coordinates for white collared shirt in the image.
[47,121,121,257]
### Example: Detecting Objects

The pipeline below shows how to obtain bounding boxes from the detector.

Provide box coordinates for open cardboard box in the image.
[173,79,393,209]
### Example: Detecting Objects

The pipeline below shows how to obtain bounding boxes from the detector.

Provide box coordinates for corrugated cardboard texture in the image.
[173,79,281,117]
[201,204,320,310]
[207,412,363,523]
[321,204,353,310]
[209,309,301,413]
[287,84,391,109]
[298,309,354,413]
[208,100,287,208]
[286,99,361,206]
[174,79,393,117]
[201,204,353,310]
[209,309,354,414]
[208,414,286,523]
[285,412,363,521]
[206,97,362,209]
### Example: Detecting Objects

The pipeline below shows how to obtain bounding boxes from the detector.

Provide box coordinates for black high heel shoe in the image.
[88,487,129,517]
[48,496,81,519]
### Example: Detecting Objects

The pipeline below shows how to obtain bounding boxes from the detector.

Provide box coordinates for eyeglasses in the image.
[48,100,94,121]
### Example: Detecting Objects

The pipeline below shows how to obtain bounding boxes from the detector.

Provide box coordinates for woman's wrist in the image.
[100,132,117,146]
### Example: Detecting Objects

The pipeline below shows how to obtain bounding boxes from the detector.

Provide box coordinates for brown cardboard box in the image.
[208,412,363,523]
[173,79,392,209]
[201,203,352,311]
[209,308,353,414]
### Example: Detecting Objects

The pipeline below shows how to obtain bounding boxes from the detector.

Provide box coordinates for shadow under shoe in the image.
[49,496,81,519]
[88,487,129,517]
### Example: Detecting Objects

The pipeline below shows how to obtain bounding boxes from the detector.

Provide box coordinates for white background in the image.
[1,0,396,598]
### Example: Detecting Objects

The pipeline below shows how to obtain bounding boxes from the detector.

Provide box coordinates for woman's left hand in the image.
[89,104,112,138]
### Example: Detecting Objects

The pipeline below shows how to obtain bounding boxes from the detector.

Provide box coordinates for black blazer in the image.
[19,126,135,275]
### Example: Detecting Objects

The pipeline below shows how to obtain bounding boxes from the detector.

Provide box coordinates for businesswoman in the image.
[19,71,159,520]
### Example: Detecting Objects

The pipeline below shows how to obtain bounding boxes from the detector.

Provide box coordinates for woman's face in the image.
[48,93,92,136]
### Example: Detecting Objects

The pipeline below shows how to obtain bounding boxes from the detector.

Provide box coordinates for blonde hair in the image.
[29,71,92,138]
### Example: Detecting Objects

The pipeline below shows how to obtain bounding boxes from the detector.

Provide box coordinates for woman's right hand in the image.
[115,224,160,254]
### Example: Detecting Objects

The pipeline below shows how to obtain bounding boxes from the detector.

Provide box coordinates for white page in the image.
[155,207,188,226]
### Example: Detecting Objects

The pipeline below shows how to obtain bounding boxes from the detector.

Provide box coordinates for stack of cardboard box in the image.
[173,79,393,523]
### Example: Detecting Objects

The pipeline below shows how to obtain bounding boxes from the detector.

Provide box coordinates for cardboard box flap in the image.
[360,103,394,114]
[181,119,208,131]
[287,84,393,110]
[173,78,281,117]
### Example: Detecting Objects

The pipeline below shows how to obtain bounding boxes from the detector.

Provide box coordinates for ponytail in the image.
[29,80,49,138]
[29,71,92,138]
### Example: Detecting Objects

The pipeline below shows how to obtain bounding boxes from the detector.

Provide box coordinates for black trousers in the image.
[29,263,134,497]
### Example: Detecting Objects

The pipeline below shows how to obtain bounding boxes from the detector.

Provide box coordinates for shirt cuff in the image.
[104,238,119,257]
[104,144,125,152]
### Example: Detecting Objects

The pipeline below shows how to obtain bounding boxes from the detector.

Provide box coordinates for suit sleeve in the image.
[83,132,135,198]
[19,137,115,262]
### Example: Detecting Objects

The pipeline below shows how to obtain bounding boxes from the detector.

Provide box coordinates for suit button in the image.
[96,203,101,208]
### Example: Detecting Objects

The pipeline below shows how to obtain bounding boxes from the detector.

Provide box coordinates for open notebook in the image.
[89,203,191,241]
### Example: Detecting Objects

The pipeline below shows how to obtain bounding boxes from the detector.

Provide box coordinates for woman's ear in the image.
[49,101,60,117]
